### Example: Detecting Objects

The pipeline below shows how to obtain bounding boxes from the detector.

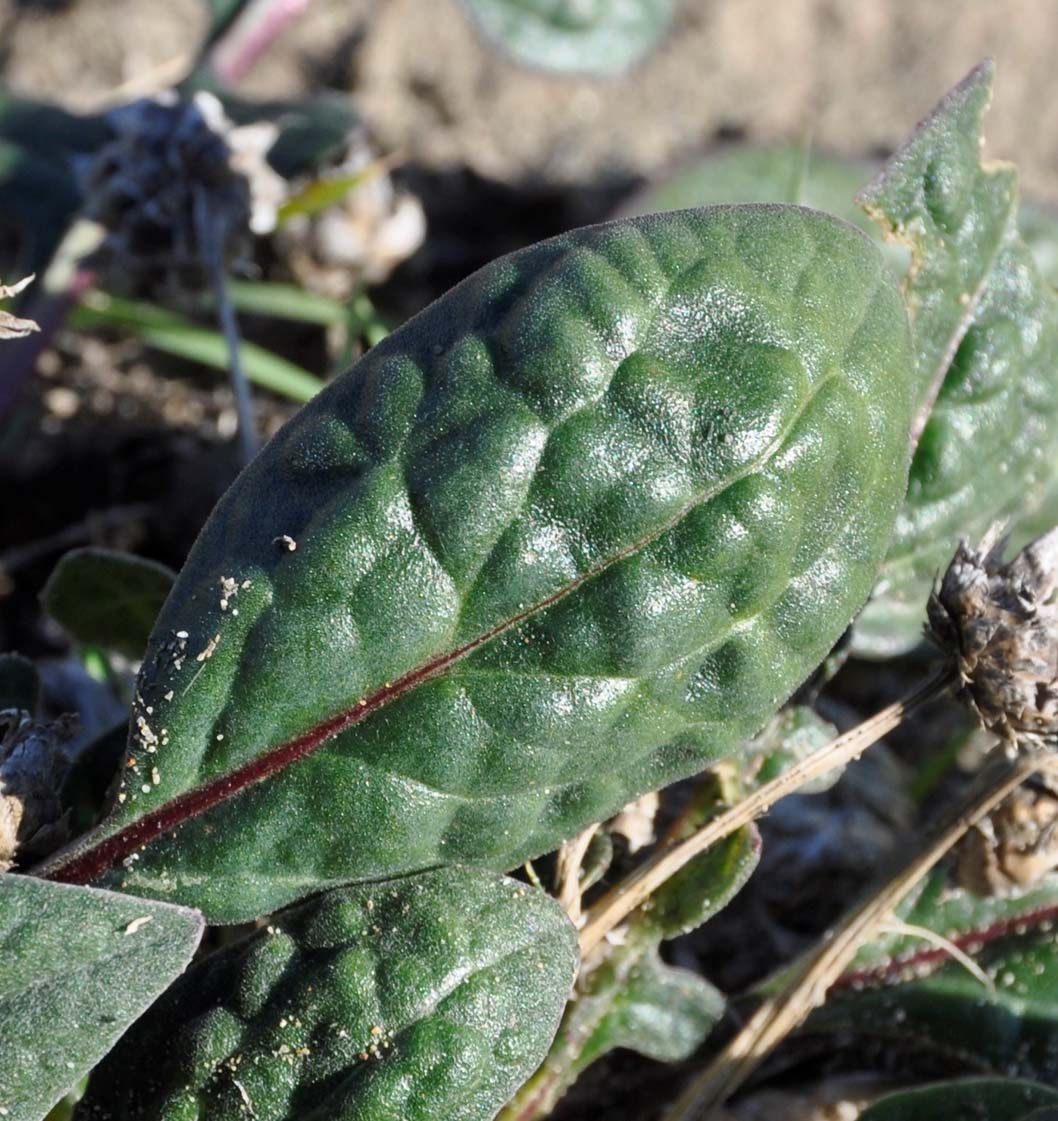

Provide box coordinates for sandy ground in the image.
[3,0,1058,197]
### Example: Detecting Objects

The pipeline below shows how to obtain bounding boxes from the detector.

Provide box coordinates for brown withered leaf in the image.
[928,526,1058,744]
[0,275,40,340]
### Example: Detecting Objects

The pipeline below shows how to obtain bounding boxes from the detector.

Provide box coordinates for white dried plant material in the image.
[79,90,287,283]
[277,132,427,296]
[0,710,76,870]
[608,790,659,853]
[928,525,1058,743]
[0,275,40,340]
[956,781,1058,895]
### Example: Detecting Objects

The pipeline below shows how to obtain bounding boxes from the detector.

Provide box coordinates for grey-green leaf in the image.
[48,205,914,923]
[42,549,176,661]
[462,0,677,76]
[854,61,1058,655]
[0,875,203,1121]
[75,867,577,1121]
[859,1079,1058,1121]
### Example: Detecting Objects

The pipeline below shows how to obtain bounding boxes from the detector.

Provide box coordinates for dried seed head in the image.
[0,710,76,871]
[79,91,286,288]
[0,275,40,341]
[955,781,1058,896]
[928,526,1058,744]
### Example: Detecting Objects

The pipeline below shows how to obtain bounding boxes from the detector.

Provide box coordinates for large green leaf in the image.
[462,0,677,76]
[75,867,576,1121]
[859,1079,1058,1121]
[0,874,203,1121]
[44,206,914,922]
[42,549,176,661]
[853,62,1058,655]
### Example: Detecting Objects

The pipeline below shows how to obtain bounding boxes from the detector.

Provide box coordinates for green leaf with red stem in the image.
[39,205,914,923]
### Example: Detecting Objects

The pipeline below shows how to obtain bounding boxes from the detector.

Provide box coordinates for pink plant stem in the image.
[209,0,314,85]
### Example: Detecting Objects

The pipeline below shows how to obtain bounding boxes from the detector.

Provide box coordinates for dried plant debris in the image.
[0,709,76,870]
[79,91,286,288]
[276,132,426,297]
[0,275,40,340]
[928,526,1058,744]
[955,780,1058,895]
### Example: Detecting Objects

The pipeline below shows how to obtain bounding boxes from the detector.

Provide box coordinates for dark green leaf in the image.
[0,875,203,1121]
[76,867,576,1121]
[854,62,1058,655]
[0,94,106,274]
[50,206,914,921]
[0,654,41,715]
[859,1079,1058,1121]
[42,549,175,661]
[462,0,677,76]
[811,875,1058,1084]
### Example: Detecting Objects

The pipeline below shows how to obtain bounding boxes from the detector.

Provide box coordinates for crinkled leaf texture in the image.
[853,61,1058,655]
[461,0,676,76]
[0,874,203,1121]
[47,205,914,922]
[859,1079,1058,1121]
[75,867,577,1121]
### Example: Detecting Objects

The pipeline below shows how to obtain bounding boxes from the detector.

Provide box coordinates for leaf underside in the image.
[75,867,577,1121]
[47,205,914,922]
[0,875,203,1121]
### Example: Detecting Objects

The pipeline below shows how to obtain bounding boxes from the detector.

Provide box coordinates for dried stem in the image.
[193,186,258,465]
[555,823,600,924]
[663,744,1045,1120]
[578,665,955,957]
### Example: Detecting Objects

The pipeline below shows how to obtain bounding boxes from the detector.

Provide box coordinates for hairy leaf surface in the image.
[0,875,202,1121]
[45,206,914,920]
[854,62,1058,655]
[75,867,576,1121]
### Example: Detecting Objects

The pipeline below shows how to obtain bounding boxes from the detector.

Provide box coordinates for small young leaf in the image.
[581,948,723,1066]
[42,549,175,661]
[0,875,203,1121]
[853,61,1058,655]
[859,1079,1058,1121]
[462,0,677,76]
[46,205,914,921]
[75,867,576,1121]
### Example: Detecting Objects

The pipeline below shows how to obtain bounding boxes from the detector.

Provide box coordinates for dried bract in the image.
[928,526,1058,744]
[0,275,40,340]
[79,91,286,287]
[0,710,76,870]
[277,133,426,297]
[955,781,1058,895]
